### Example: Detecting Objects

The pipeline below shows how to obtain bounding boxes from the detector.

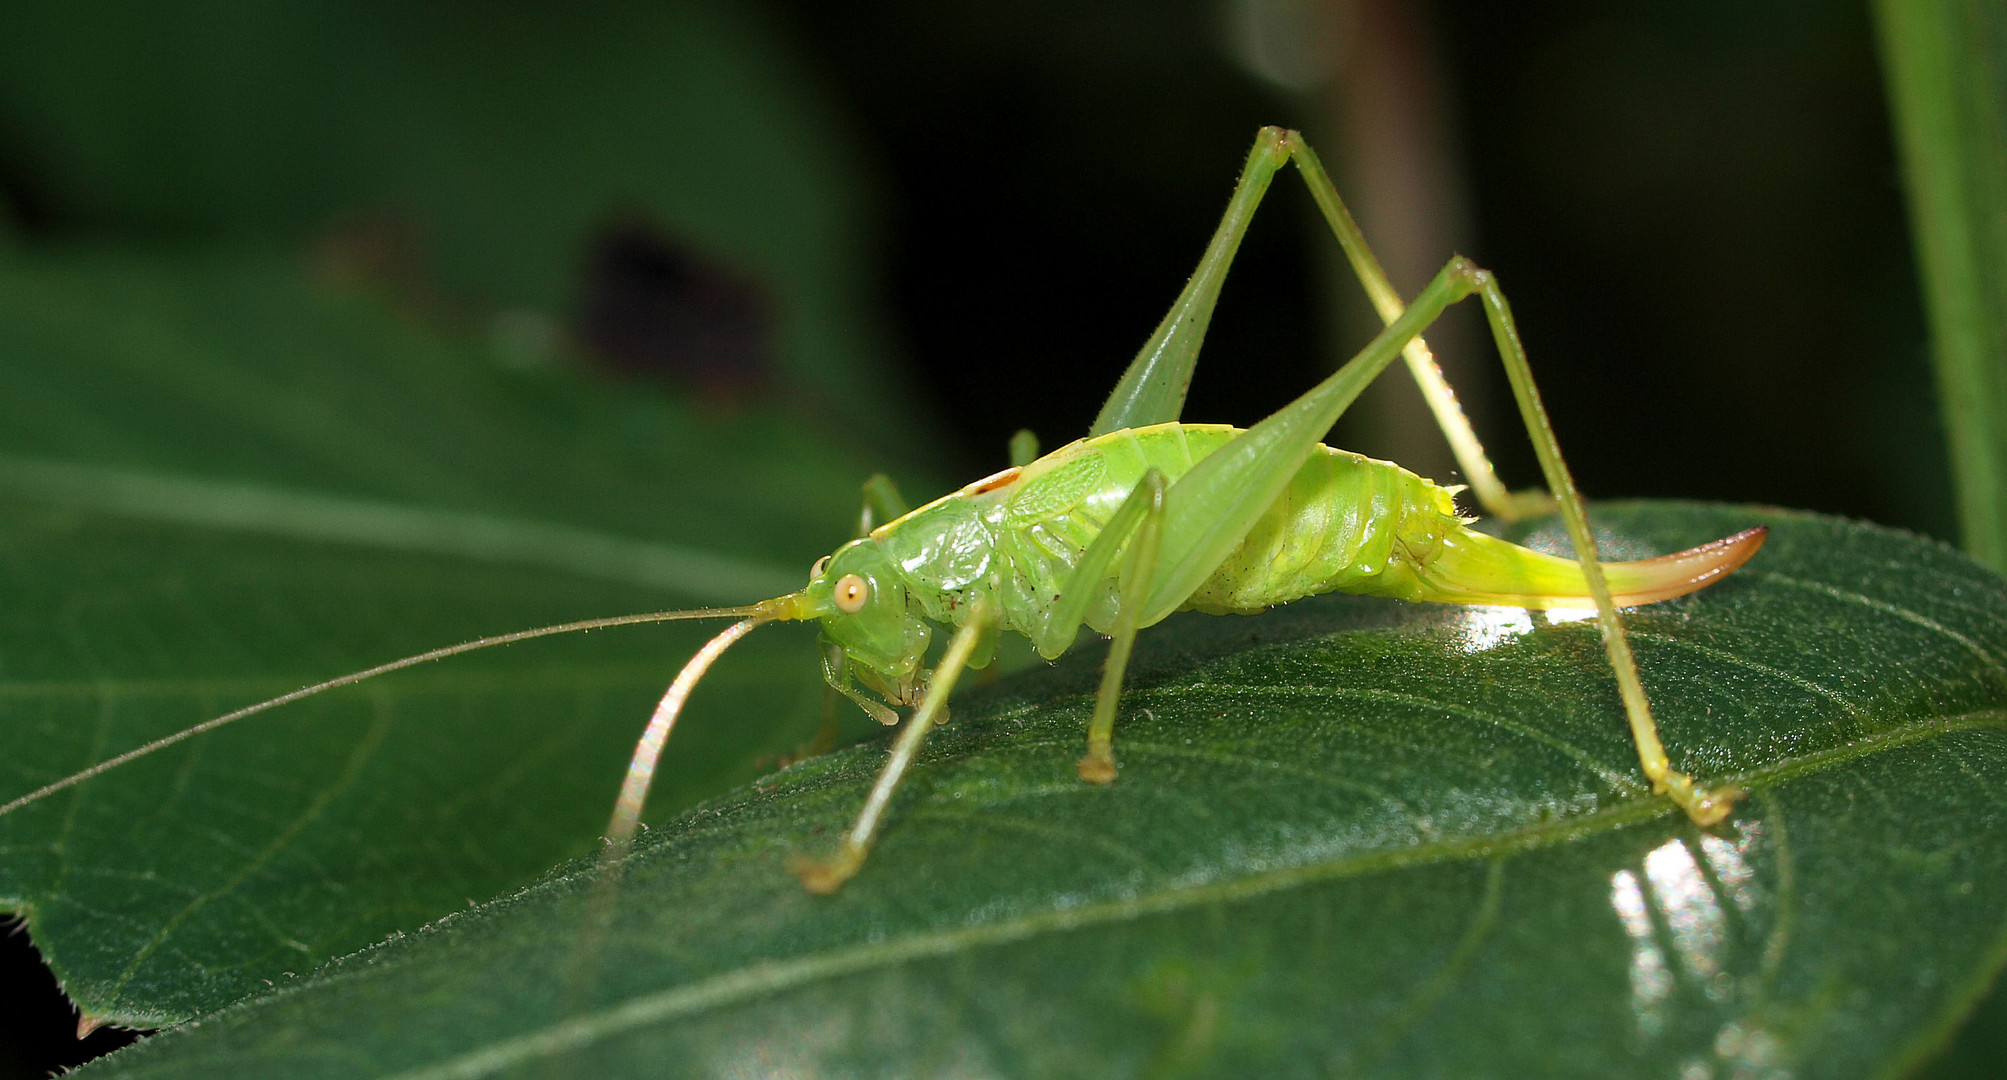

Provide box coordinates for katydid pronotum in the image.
[0,126,1763,898]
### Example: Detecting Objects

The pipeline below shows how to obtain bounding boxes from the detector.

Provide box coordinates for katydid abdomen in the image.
[870,421,1764,656]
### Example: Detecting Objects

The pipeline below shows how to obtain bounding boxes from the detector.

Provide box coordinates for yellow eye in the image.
[809,555,831,579]
[834,573,870,614]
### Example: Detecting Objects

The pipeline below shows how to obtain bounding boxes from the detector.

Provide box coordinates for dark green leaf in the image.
[69,504,2007,1078]
[0,247,897,1025]
[0,0,911,435]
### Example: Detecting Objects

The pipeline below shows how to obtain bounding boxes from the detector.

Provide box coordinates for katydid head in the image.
[801,539,932,706]
[604,539,935,847]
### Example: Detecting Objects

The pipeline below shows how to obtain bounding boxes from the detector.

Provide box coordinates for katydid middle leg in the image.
[1080,473,1167,783]
[857,474,910,537]
[1025,470,1172,783]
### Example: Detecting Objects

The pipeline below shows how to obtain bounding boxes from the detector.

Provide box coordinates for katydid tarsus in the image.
[0,126,1764,898]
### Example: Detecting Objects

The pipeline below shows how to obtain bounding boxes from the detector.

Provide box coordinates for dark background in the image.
[0,1,1963,1074]
[778,0,1937,536]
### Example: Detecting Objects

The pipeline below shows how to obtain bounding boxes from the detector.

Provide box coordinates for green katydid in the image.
[0,126,1764,898]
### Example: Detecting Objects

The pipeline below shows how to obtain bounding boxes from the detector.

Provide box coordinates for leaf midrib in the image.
[0,453,799,600]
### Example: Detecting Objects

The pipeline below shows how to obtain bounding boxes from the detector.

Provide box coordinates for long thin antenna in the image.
[605,616,770,849]
[0,603,785,819]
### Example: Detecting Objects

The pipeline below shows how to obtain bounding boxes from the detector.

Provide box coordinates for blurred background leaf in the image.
[1875,0,2007,574]
[0,0,916,448]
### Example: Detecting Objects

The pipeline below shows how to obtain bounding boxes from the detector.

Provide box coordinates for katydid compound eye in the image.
[809,555,831,579]
[834,573,870,614]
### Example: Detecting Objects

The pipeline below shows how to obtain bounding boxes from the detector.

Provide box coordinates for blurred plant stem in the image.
[1227,0,1488,484]
[1876,0,2007,574]
[1874,4,2007,1074]
[1317,0,1486,487]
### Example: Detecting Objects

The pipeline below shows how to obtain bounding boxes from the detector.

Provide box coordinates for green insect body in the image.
[0,125,1767,901]
[816,420,1756,707]
[874,422,1471,645]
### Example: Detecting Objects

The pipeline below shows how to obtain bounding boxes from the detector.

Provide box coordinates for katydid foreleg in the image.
[795,597,1000,894]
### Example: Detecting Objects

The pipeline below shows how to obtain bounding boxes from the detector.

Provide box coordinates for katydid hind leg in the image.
[1468,275,1739,825]
[1091,129,1295,437]
[1112,129,1732,820]
[1282,133,1552,522]
[1141,258,1488,626]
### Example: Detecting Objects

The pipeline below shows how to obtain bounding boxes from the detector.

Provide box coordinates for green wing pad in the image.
[1003,450,1106,525]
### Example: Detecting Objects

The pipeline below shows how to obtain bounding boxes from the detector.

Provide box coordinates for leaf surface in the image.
[0,247,893,1025]
[68,504,2007,1079]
